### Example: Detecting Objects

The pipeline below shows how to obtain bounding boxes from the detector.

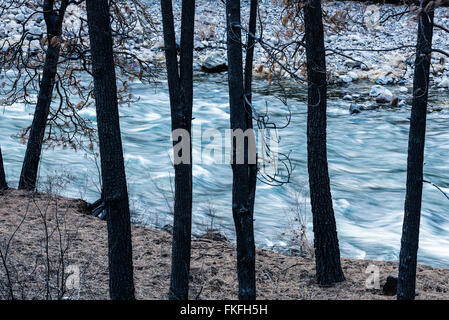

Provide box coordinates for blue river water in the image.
[1,73,449,268]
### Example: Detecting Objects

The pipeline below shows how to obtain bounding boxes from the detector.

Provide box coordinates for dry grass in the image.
[0,189,448,300]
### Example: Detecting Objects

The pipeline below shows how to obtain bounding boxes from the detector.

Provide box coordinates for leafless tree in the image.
[0,0,159,190]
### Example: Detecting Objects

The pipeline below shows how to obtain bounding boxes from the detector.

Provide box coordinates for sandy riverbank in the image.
[0,189,448,300]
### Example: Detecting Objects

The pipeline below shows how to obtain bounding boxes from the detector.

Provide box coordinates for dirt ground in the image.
[0,189,448,300]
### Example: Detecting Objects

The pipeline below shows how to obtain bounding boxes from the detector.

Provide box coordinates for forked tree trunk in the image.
[226,0,258,300]
[303,0,345,285]
[18,0,68,190]
[0,147,7,190]
[160,0,195,300]
[397,0,434,301]
[86,0,135,300]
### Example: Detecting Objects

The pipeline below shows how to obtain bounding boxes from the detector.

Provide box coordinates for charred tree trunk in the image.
[303,0,345,285]
[160,0,195,300]
[244,0,258,219]
[0,147,7,190]
[397,0,434,301]
[18,0,68,191]
[226,0,258,300]
[86,0,135,300]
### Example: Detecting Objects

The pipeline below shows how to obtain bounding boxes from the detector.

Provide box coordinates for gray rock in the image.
[339,74,353,83]
[370,85,393,104]
[344,59,362,69]
[437,77,449,88]
[349,103,361,114]
[15,13,25,23]
[347,71,359,81]
[376,75,394,85]
[376,94,393,104]
[201,52,227,73]
[399,86,408,94]
[154,40,165,50]
[369,85,384,97]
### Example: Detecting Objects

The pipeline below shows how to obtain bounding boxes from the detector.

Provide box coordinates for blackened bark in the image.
[160,0,195,300]
[397,0,434,301]
[304,0,345,285]
[244,0,258,109]
[0,147,7,190]
[86,0,135,300]
[18,0,68,190]
[244,0,258,241]
[226,0,257,300]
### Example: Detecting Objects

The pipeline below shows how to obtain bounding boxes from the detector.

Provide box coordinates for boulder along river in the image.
[1,72,449,268]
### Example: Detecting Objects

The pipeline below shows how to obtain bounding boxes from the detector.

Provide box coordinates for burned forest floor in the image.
[0,189,448,300]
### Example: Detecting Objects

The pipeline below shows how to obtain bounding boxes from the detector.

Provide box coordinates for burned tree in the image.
[86,0,135,300]
[0,147,7,190]
[226,0,258,300]
[398,0,434,300]
[303,0,345,285]
[160,0,195,300]
[18,0,69,190]
[0,0,157,191]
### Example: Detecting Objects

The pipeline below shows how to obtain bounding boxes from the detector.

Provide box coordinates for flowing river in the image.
[1,73,449,268]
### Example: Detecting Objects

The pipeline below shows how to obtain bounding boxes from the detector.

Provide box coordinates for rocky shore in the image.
[2,1,448,113]
[2,1,448,84]
[149,0,449,87]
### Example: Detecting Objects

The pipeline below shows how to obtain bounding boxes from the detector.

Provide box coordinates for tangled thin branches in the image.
[0,0,160,151]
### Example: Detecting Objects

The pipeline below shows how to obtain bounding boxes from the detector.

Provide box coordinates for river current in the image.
[1,73,449,268]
